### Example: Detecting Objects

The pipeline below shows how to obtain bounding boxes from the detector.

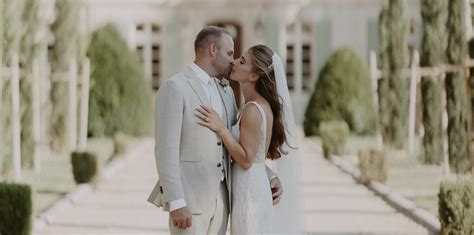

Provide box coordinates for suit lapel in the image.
[184,66,210,106]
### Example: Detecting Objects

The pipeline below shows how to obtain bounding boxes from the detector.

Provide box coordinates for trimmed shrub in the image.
[438,176,474,234]
[358,148,388,185]
[0,182,32,235]
[113,132,129,156]
[87,24,153,137]
[71,151,98,184]
[304,47,375,136]
[319,120,349,159]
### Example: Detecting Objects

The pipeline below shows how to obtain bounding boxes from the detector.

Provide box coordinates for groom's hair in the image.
[194,26,231,55]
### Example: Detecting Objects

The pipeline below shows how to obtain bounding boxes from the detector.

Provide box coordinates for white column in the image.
[40,46,51,160]
[293,20,303,96]
[465,0,472,40]
[78,58,90,151]
[441,74,450,176]
[144,23,153,83]
[408,50,419,154]
[33,60,41,173]
[11,54,21,180]
[179,15,195,69]
[127,21,137,50]
[369,51,383,147]
[39,0,54,159]
[0,10,3,176]
[68,60,77,151]
[278,18,287,67]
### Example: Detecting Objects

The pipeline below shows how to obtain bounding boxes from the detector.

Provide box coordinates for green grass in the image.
[309,134,444,216]
[19,138,114,217]
[385,152,443,216]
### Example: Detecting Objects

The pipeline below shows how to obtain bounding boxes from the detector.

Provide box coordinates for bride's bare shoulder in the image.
[240,103,263,126]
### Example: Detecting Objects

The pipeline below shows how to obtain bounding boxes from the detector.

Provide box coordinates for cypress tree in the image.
[50,0,81,151]
[420,0,446,164]
[445,0,470,173]
[378,2,392,144]
[387,0,409,149]
[2,0,25,174]
[19,0,43,168]
[0,0,3,175]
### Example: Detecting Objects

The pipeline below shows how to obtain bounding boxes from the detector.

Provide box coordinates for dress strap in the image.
[237,101,267,135]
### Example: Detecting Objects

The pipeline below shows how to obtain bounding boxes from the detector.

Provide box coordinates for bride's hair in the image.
[248,45,287,160]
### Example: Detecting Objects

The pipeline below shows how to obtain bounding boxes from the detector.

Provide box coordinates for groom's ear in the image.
[209,43,218,57]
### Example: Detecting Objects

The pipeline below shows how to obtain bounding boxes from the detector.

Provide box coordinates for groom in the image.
[147,26,283,234]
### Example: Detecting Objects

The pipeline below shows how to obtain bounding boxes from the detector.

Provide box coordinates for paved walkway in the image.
[35,131,430,235]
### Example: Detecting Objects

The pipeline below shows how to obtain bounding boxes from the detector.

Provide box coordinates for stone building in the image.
[85,0,422,122]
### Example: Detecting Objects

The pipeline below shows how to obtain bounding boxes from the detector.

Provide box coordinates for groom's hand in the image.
[270,177,283,205]
[170,206,192,229]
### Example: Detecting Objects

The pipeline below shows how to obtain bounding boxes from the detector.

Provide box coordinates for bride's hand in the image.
[195,105,226,134]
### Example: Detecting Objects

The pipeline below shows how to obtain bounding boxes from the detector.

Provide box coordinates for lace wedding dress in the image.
[230,101,275,234]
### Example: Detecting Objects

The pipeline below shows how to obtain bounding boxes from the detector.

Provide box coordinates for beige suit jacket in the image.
[147,65,237,214]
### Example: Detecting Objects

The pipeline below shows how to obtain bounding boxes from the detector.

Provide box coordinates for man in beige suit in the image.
[147,26,282,234]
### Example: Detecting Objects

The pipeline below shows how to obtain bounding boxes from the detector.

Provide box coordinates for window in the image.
[286,45,294,89]
[302,43,311,91]
[151,24,160,33]
[136,45,144,64]
[136,24,144,32]
[286,22,314,92]
[152,44,161,89]
[134,22,163,90]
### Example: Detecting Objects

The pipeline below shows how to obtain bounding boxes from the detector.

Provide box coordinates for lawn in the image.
[19,138,114,217]
[309,134,444,216]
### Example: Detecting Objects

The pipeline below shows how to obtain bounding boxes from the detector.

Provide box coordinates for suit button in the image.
[217,142,222,146]
[217,163,222,167]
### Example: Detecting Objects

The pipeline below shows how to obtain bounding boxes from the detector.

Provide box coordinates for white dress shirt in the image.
[190,62,223,118]
[168,63,225,211]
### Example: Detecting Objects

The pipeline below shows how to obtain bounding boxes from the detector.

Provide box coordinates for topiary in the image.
[319,120,349,159]
[0,182,32,235]
[87,24,153,137]
[304,47,375,136]
[71,151,98,184]
[438,176,474,234]
[358,148,388,185]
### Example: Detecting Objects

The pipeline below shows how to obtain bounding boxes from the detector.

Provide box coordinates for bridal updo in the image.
[248,45,287,160]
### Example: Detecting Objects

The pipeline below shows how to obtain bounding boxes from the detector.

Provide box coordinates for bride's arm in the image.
[196,105,262,170]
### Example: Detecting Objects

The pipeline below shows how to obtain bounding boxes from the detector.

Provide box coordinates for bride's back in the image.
[256,98,273,159]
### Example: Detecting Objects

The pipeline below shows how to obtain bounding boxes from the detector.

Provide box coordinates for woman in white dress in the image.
[196,45,292,234]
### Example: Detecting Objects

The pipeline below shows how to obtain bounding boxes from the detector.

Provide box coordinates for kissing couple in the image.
[148,26,304,234]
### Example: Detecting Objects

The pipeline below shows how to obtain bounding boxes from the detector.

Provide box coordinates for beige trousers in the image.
[169,181,229,235]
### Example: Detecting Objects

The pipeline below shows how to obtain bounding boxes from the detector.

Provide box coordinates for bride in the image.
[196,45,304,234]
